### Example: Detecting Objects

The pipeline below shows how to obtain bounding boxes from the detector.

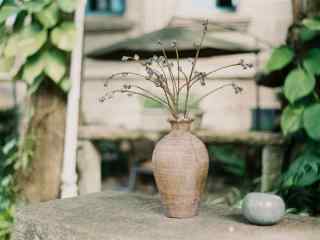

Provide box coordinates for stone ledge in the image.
[13,191,320,240]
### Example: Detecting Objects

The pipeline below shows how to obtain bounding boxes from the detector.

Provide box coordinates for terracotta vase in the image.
[152,119,209,218]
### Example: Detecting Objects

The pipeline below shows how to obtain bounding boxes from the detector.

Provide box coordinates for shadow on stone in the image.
[227,213,249,224]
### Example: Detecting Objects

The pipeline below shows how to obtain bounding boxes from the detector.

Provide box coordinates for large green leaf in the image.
[57,0,77,13]
[284,68,315,103]
[299,27,318,42]
[51,22,75,51]
[44,49,66,82]
[303,17,320,31]
[281,105,304,136]
[0,56,14,73]
[59,77,71,92]
[22,52,46,84]
[303,48,320,76]
[303,104,320,141]
[19,27,47,57]
[22,0,51,13]
[3,32,20,57]
[265,46,294,73]
[0,5,19,24]
[5,25,47,58]
[35,2,59,29]
[284,152,320,188]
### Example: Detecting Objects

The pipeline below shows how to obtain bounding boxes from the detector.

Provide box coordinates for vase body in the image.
[152,120,209,218]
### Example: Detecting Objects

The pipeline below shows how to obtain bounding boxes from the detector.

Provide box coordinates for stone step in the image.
[13,191,320,240]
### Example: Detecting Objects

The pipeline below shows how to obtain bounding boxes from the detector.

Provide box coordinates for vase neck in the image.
[169,119,193,131]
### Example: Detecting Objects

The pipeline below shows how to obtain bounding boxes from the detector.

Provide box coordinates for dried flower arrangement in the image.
[100,20,253,121]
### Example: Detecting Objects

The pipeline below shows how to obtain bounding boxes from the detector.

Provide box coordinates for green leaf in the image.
[303,48,320,76]
[0,5,19,24]
[303,104,320,141]
[299,27,318,42]
[5,25,47,58]
[0,56,14,73]
[35,2,59,29]
[303,17,320,31]
[22,0,51,13]
[51,22,75,51]
[27,75,44,95]
[284,68,315,103]
[265,46,294,73]
[57,0,77,13]
[18,26,47,58]
[283,152,320,188]
[281,105,304,136]
[44,49,66,82]
[22,52,46,84]
[59,77,71,92]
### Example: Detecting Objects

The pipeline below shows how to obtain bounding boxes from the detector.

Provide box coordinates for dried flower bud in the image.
[121,56,130,62]
[99,96,106,102]
[202,19,209,32]
[157,40,162,45]
[121,72,129,77]
[133,54,140,61]
[171,40,177,48]
[127,93,133,97]
[152,55,158,61]
[232,83,243,94]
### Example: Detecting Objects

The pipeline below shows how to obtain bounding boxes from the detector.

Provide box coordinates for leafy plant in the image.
[100,21,252,121]
[0,0,77,93]
[265,15,320,215]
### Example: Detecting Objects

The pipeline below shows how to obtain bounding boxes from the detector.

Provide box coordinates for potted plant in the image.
[100,21,252,218]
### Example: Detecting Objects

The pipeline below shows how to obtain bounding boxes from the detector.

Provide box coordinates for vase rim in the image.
[168,118,194,124]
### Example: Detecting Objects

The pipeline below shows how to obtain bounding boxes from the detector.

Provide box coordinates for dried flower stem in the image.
[184,25,207,118]
[102,20,252,121]
[191,83,236,105]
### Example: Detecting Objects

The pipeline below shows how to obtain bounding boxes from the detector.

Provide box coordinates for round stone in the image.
[242,193,286,225]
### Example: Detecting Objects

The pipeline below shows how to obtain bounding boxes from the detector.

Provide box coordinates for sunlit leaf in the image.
[303,104,320,141]
[265,46,294,73]
[44,49,66,82]
[22,52,46,84]
[0,56,14,73]
[27,75,44,95]
[59,77,71,92]
[281,105,304,136]
[35,1,59,29]
[0,5,19,24]
[303,17,320,31]
[51,22,75,51]
[284,68,315,103]
[22,0,51,13]
[57,0,77,13]
[5,25,47,58]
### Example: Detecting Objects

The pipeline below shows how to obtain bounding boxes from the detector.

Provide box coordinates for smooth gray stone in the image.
[242,192,286,225]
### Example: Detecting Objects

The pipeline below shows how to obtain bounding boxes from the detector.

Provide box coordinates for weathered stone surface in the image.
[13,191,320,240]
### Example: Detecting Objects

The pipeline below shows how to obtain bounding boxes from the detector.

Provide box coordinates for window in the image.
[86,0,126,16]
[215,0,237,11]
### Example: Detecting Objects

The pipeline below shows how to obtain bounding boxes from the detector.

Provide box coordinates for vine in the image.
[0,0,77,238]
[264,15,320,215]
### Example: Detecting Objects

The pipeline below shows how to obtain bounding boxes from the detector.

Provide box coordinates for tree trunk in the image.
[19,80,66,203]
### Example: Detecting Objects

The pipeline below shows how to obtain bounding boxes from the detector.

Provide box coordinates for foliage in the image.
[265,15,320,215]
[0,0,77,93]
[208,145,246,177]
[0,109,19,240]
[100,21,252,121]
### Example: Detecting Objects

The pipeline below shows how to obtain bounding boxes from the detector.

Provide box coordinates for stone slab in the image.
[13,191,320,240]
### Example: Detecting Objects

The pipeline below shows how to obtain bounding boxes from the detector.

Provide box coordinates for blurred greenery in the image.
[265,14,320,215]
